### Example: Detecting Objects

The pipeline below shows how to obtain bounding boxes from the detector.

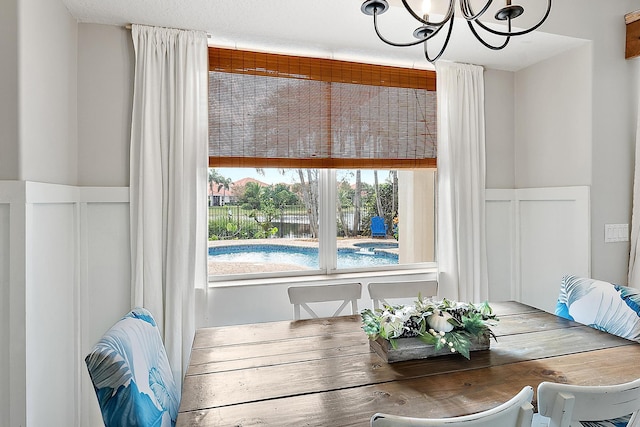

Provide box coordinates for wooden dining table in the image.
[177,301,640,426]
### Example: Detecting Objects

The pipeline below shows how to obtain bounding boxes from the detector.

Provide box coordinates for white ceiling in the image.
[61,0,587,72]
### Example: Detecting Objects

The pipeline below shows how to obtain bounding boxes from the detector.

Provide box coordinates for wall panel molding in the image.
[486,186,590,313]
[0,181,130,427]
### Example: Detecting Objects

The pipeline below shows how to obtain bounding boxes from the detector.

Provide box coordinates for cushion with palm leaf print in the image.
[556,275,640,342]
[85,308,179,427]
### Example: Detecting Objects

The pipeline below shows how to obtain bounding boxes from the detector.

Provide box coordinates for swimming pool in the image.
[208,244,398,269]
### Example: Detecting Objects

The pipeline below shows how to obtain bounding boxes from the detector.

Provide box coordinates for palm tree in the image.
[353,170,362,236]
[218,177,232,205]
[208,169,232,206]
[374,170,384,218]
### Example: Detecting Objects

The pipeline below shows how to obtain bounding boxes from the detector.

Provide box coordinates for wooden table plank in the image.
[179,324,631,412]
[187,310,583,377]
[177,345,640,427]
[187,331,370,375]
[192,315,363,349]
[192,301,538,350]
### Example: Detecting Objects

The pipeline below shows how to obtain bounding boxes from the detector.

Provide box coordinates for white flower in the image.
[382,318,404,339]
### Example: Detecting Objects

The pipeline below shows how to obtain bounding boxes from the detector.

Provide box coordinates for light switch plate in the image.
[605,224,629,243]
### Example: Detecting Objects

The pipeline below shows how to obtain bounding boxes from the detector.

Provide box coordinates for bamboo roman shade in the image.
[208,48,437,169]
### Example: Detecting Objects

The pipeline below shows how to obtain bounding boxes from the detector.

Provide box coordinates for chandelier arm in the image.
[424,15,455,63]
[466,20,511,50]
[472,0,552,37]
[372,11,433,47]
[459,0,493,21]
[401,0,455,27]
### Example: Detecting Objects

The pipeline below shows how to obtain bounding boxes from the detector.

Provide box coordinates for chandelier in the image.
[360,0,552,63]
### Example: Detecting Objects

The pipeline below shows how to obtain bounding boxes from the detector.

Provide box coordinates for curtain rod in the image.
[124,24,211,38]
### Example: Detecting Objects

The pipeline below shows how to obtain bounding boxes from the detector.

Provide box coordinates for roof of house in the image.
[208,176,270,196]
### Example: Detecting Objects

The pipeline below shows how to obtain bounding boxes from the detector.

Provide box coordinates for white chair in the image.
[371,385,534,427]
[287,283,362,320]
[368,280,438,310]
[532,378,640,427]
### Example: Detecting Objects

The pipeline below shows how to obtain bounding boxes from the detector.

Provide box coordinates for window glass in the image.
[207,167,434,279]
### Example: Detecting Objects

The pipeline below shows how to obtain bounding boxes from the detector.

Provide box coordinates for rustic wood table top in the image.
[177,301,640,426]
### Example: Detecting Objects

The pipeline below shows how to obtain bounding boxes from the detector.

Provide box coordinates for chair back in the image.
[288,283,362,320]
[368,280,438,309]
[555,275,640,342]
[371,385,533,426]
[85,308,179,427]
[535,378,640,427]
[370,216,388,237]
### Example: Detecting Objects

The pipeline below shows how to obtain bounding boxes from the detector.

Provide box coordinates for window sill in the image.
[208,266,438,289]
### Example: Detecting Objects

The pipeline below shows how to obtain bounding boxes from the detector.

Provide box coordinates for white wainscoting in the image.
[486,186,590,313]
[78,188,131,427]
[486,189,517,302]
[0,182,130,427]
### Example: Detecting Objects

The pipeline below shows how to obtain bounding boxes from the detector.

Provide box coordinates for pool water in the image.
[208,244,398,269]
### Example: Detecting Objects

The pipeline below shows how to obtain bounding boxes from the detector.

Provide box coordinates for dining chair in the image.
[555,275,640,342]
[85,307,179,427]
[287,282,362,320]
[532,378,640,427]
[371,385,534,426]
[368,280,438,310]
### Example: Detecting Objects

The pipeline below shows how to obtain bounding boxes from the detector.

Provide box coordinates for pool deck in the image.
[208,236,398,275]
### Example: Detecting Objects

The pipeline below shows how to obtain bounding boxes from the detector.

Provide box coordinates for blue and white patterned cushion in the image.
[556,275,640,342]
[85,308,179,427]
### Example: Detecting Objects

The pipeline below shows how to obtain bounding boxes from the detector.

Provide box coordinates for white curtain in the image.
[629,89,640,288]
[435,62,489,302]
[130,24,209,388]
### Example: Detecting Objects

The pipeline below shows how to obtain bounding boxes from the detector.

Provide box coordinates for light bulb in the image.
[421,0,431,16]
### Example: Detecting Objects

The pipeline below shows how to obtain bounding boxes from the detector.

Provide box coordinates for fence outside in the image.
[208,204,391,240]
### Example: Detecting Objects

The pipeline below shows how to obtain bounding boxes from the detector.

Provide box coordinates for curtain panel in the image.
[130,24,209,388]
[435,62,489,302]
[629,87,640,288]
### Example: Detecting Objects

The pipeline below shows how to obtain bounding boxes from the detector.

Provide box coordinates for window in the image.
[207,48,436,280]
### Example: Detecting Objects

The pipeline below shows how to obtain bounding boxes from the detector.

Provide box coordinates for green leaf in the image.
[418,333,438,345]
[461,313,486,337]
[445,331,472,359]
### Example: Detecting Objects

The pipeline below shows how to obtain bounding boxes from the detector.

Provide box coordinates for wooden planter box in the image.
[370,332,490,363]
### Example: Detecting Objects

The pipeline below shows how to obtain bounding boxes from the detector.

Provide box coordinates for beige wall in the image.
[0,0,19,180]
[18,0,78,184]
[78,24,134,187]
[515,43,592,188]
[485,68,515,188]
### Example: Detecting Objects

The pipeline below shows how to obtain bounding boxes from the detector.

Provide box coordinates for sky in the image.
[213,167,392,186]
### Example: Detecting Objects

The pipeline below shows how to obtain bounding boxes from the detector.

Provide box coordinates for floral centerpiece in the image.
[361,297,498,361]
